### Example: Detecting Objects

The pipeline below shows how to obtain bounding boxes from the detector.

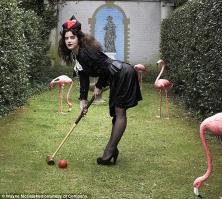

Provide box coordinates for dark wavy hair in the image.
[58,29,103,65]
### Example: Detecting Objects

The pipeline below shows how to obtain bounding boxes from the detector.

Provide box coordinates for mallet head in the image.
[46,156,55,165]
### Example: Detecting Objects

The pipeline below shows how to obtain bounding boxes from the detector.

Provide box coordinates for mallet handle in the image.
[51,95,95,158]
[51,122,77,158]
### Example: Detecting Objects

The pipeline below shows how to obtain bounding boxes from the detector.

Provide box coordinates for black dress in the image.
[76,46,142,117]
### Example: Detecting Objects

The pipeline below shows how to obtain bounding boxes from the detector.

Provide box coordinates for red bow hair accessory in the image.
[61,15,81,35]
[65,20,77,29]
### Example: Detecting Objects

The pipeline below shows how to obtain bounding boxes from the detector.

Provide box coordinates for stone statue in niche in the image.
[104,16,116,52]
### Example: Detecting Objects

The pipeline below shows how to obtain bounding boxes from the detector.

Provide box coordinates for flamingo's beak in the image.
[156,59,164,65]
[156,60,161,66]
[194,187,202,198]
[49,84,54,90]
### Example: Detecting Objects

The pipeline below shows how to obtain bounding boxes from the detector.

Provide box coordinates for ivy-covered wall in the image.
[160,0,222,119]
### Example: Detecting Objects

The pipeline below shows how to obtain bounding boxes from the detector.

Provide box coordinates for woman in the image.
[58,16,142,165]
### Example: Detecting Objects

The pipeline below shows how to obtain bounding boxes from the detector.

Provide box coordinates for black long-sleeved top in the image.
[76,46,111,100]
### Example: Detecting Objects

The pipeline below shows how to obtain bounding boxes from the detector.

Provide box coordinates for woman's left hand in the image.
[94,86,102,97]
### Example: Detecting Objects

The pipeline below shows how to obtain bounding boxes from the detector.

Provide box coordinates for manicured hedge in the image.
[165,0,188,7]
[160,0,222,118]
[0,0,55,117]
[0,0,30,115]
[21,10,54,85]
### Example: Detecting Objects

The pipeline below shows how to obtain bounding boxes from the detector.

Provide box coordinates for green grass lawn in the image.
[0,82,221,199]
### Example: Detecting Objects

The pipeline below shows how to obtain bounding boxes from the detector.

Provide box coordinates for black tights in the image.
[102,106,127,159]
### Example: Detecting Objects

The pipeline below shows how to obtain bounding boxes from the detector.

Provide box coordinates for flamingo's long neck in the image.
[196,123,213,186]
[155,64,165,84]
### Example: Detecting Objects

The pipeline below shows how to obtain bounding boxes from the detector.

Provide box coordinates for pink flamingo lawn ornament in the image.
[134,64,147,90]
[193,112,222,198]
[49,75,73,113]
[154,59,173,118]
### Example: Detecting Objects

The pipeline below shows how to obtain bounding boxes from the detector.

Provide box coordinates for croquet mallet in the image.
[46,95,95,165]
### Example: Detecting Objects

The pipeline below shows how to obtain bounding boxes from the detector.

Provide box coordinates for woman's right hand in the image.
[80,100,88,116]
[93,86,102,98]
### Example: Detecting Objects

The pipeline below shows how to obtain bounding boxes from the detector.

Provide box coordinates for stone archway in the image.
[88,1,130,62]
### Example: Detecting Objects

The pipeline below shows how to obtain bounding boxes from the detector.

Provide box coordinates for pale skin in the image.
[64,31,102,115]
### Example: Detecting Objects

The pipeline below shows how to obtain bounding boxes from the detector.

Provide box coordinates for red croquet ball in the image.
[58,159,68,169]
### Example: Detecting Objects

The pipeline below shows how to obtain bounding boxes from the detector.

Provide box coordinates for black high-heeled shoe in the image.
[97,148,119,165]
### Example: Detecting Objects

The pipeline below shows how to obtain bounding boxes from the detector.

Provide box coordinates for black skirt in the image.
[109,62,142,117]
